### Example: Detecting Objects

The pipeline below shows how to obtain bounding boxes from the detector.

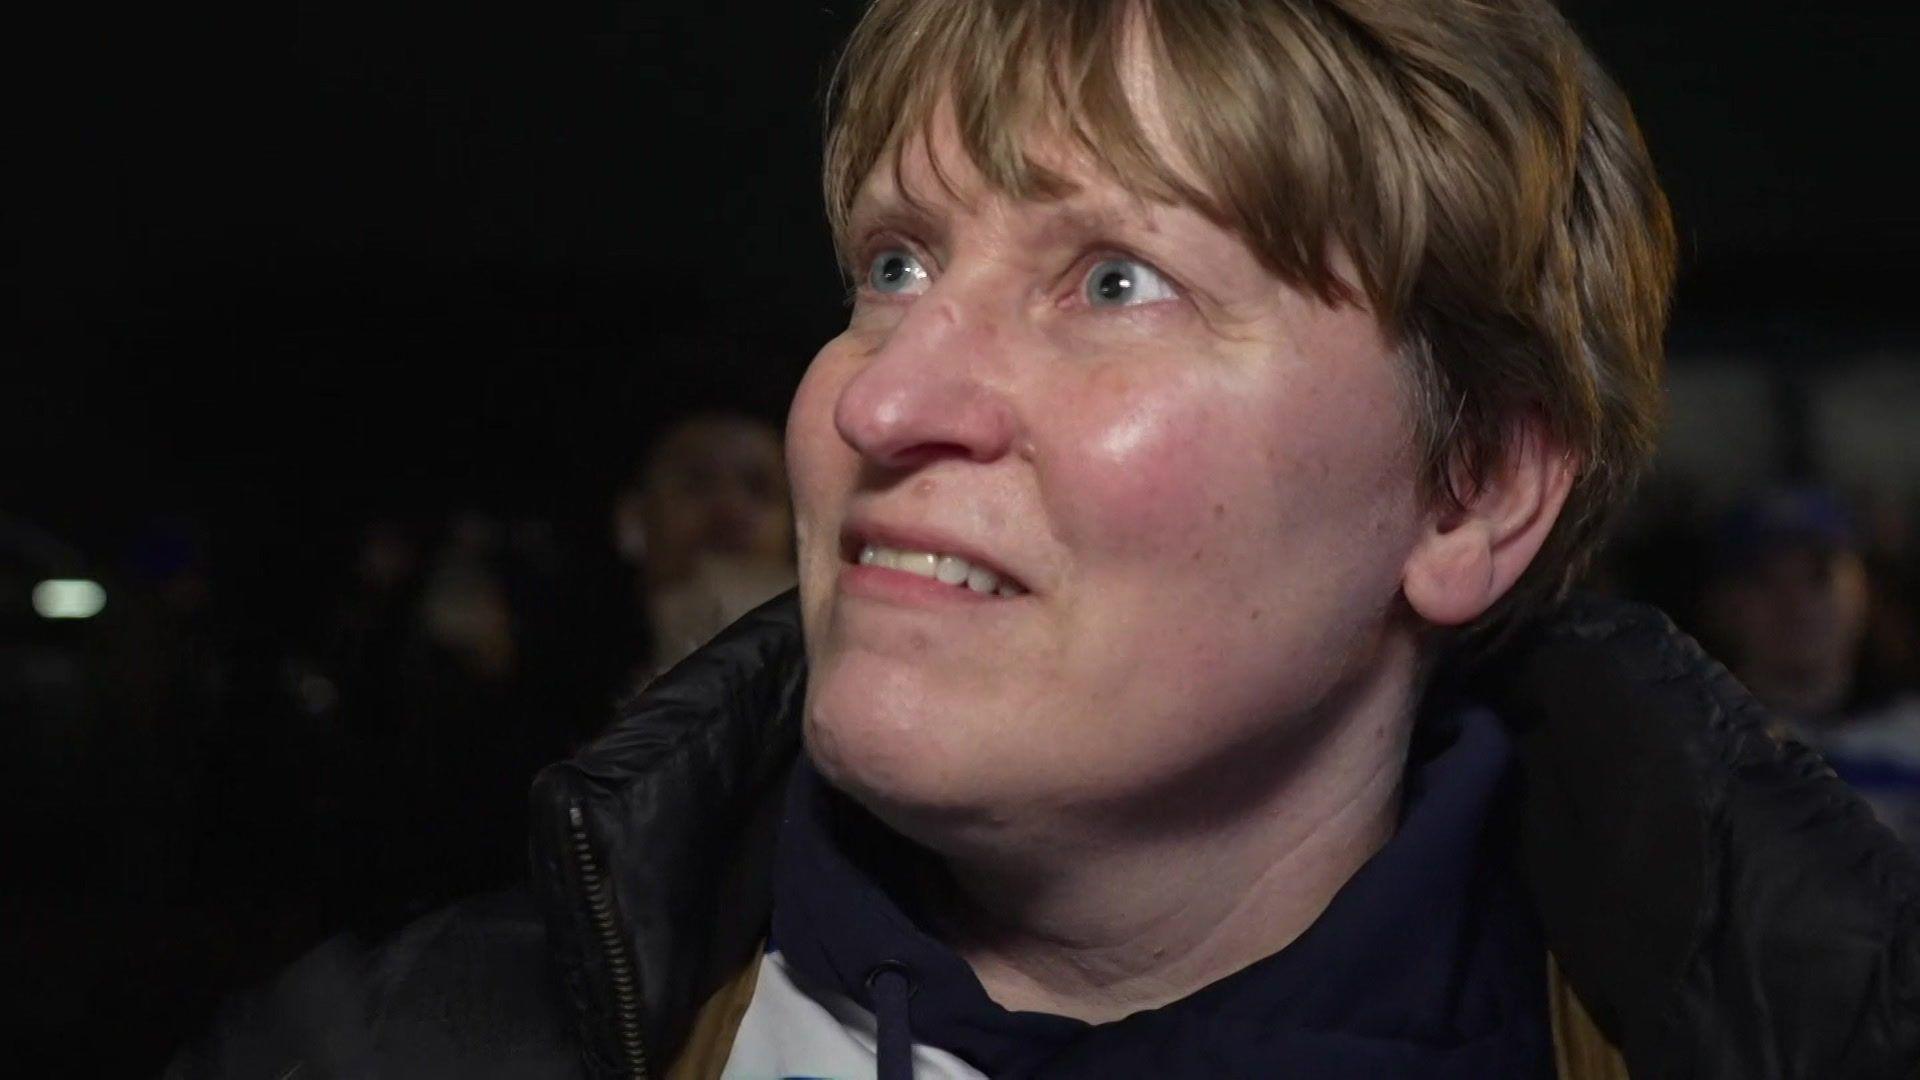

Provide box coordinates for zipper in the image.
[568,800,651,1080]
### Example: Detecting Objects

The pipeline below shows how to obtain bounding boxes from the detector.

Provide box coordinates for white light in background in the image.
[32,579,107,620]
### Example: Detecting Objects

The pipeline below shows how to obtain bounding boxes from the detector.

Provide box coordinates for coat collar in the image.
[529,592,807,1077]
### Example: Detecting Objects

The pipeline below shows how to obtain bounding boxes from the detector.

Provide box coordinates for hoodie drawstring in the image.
[868,961,917,1080]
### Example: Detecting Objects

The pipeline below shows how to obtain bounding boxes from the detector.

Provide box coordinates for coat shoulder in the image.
[1493,597,1920,1078]
[167,888,584,1080]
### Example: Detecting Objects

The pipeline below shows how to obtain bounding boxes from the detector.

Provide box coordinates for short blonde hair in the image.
[823,0,1676,634]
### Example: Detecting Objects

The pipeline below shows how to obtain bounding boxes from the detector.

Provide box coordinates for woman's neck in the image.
[925,661,1418,1024]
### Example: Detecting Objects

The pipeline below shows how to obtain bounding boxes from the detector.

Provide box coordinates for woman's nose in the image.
[832,300,1018,470]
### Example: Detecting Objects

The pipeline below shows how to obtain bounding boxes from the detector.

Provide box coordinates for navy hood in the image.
[771,702,1554,1078]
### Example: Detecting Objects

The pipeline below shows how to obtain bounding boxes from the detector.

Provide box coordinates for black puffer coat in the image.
[169,594,1920,1079]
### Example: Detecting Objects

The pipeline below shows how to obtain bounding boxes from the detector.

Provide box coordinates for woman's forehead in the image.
[845,99,1198,238]
[821,0,1355,304]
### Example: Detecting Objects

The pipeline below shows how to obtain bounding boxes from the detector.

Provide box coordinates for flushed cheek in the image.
[1039,360,1415,605]
[1037,371,1278,569]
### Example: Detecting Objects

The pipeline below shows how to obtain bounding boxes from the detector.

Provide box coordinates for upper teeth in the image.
[858,543,1025,596]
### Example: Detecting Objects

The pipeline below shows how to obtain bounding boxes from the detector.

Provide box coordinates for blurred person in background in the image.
[610,412,796,687]
[305,513,575,934]
[1857,488,1920,699]
[1705,487,1920,840]
[382,514,575,918]
[417,513,523,684]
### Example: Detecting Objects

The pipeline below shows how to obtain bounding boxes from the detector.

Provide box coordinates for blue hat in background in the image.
[1714,486,1858,568]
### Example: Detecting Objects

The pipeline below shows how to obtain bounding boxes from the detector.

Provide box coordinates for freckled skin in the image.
[786,114,1429,849]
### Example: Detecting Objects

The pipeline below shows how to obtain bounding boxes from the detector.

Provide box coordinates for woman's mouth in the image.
[854,542,1029,598]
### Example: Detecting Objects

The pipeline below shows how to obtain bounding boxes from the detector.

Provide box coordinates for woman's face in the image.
[787,116,1431,844]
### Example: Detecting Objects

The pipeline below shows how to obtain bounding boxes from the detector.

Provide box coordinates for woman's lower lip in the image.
[838,562,1011,606]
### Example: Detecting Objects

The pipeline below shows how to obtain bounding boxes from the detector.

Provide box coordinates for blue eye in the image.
[1085,258,1176,308]
[867,249,929,295]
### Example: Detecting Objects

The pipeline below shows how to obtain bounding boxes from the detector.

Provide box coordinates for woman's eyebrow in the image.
[1037,199,1164,244]
[847,187,948,238]
[846,186,1175,262]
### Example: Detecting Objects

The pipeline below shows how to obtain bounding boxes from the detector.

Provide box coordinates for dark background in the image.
[6,1,1917,1073]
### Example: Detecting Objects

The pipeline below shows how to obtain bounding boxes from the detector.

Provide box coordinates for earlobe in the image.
[1403,518,1499,627]
[1401,420,1578,627]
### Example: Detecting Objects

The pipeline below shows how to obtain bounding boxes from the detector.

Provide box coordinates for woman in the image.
[175,1,1920,1077]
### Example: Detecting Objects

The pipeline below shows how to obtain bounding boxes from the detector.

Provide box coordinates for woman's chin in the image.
[802,695,1017,837]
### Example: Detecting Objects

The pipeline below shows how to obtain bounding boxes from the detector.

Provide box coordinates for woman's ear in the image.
[1401,418,1577,627]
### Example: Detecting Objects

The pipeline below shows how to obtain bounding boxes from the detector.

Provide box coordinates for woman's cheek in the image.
[1039,353,1411,587]
[1042,365,1258,564]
